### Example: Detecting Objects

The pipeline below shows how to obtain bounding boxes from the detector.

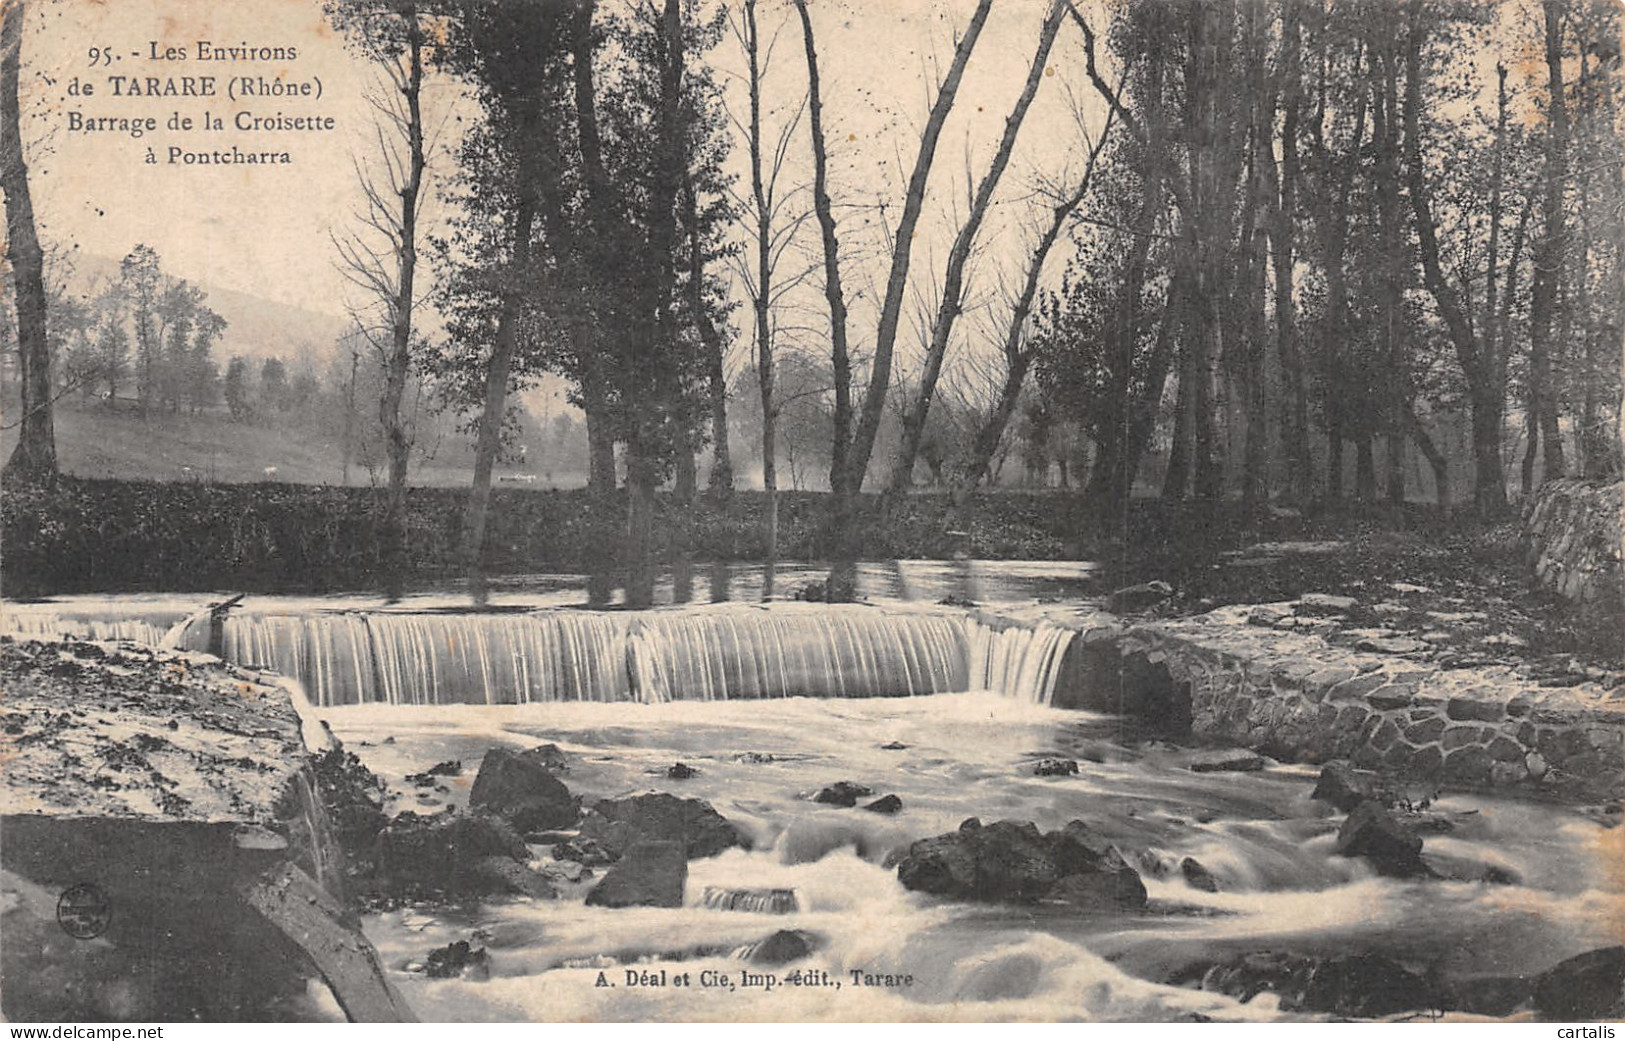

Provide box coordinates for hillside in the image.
[0,403,523,488]
[63,253,351,369]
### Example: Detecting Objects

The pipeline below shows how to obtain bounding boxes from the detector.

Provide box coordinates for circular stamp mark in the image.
[56,882,112,940]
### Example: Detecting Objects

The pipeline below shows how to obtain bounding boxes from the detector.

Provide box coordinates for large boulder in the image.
[812,781,874,807]
[1533,946,1625,1020]
[584,840,688,908]
[469,746,580,833]
[579,792,745,860]
[1175,950,1433,1019]
[1042,853,1148,911]
[1311,762,1392,812]
[1180,856,1220,893]
[1335,800,1427,878]
[373,811,552,897]
[749,930,821,966]
[895,818,1146,910]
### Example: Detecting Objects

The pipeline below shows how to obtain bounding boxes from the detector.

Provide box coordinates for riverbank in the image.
[6,475,1617,669]
[0,476,1086,596]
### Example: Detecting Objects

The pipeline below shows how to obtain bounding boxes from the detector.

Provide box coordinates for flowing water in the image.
[325,693,1618,1023]
[1,569,1617,1022]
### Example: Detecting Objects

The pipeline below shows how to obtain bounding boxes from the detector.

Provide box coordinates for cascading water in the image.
[4,581,1614,1022]
[0,611,173,646]
[628,607,969,703]
[164,603,1072,707]
[215,612,636,706]
[966,622,1076,706]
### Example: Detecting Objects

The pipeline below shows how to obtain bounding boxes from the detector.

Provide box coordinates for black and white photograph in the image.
[0,0,1622,1025]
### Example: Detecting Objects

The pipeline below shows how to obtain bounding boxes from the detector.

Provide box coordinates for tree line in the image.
[4,0,1622,607]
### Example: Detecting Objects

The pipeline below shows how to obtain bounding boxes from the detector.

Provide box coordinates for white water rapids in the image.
[1,588,1618,1021]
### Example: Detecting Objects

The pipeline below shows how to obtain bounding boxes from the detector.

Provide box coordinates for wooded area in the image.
[4,0,1622,607]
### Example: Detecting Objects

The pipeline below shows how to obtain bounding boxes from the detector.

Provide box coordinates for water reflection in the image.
[532,559,1099,609]
[0,560,1102,635]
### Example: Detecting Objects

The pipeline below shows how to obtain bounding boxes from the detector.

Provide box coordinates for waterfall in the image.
[628,606,968,703]
[697,887,800,914]
[14,601,1077,708]
[0,610,173,647]
[966,622,1077,706]
[214,611,633,706]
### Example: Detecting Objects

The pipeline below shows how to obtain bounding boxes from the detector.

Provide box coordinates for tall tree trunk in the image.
[1528,0,1570,488]
[1125,269,1183,500]
[745,0,778,563]
[1374,37,1408,506]
[1093,48,1168,518]
[889,0,1064,494]
[684,180,732,498]
[794,0,853,579]
[625,0,687,609]
[463,194,538,573]
[1402,1,1506,515]
[673,446,697,504]
[1270,0,1310,502]
[1355,437,1377,501]
[380,10,425,572]
[1162,320,1194,501]
[1311,36,1367,505]
[572,0,620,506]
[582,392,616,492]
[0,0,53,479]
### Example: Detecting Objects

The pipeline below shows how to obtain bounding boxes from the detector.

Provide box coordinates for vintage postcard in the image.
[1,0,1622,1026]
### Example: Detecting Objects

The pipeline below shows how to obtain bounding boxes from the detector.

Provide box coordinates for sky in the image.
[20,0,1102,328]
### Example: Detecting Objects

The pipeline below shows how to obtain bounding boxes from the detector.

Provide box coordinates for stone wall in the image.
[1525,478,1624,609]
[982,605,1625,802]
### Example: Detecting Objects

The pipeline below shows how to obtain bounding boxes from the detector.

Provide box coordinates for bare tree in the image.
[951,100,1117,507]
[732,0,810,570]
[796,0,993,594]
[1,0,52,478]
[328,0,431,568]
[889,0,1067,494]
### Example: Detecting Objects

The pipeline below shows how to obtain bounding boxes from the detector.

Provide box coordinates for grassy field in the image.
[0,403,570,488]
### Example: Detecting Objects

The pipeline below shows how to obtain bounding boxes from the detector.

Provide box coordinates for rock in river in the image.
[579,792,745,859]
[1174,950,1433,1018]
[1335,800,1427,878]
[748,930,821,966]
[812,781,874,807]
[374,811,554,898]
[895,818,1147,910]
[1311,761,1393,812]
[584,840,688,908]
[469,746,580,833]
[423,940,490,980]
[1533,946,1625,1020]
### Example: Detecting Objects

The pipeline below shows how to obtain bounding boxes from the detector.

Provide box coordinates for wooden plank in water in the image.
[241,863,415,1023]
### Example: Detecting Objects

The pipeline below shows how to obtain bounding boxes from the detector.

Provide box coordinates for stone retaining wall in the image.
[981,605,1625,802]
[1525,478,1624,609]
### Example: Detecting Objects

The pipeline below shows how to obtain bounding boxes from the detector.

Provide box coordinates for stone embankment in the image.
[982,596,1625,802]
[0,637,411,1022]
[1525,478,1624,610]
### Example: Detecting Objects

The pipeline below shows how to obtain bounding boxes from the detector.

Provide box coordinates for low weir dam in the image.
[10,598,1621,801]
[171,603,1080,709]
